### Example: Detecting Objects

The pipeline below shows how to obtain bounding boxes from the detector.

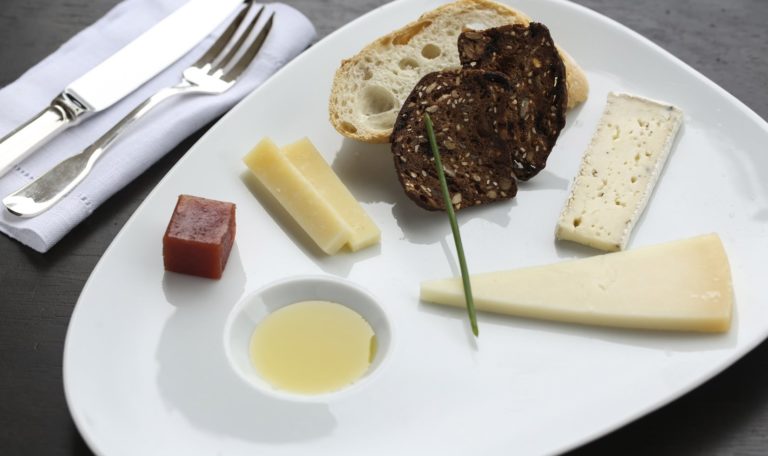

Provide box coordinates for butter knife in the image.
[0,0,242,177]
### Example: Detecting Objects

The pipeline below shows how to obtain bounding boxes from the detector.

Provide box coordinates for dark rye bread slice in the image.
[458,22,567,180]
[390,68,518,211]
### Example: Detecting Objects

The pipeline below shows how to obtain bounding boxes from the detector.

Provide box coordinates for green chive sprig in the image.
[424,113,478,337]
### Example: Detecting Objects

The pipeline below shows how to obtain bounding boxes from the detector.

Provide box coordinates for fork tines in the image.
[194,1,275,81]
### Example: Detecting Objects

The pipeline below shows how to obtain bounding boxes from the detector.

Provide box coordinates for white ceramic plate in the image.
[64,0,768,454]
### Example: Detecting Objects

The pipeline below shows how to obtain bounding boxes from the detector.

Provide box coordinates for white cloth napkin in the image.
[0,0,315,252]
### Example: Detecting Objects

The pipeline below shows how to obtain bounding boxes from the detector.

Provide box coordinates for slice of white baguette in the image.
[329,0,589,144]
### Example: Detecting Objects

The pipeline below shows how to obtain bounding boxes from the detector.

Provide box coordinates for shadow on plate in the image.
[516,169,570,193]
[553,238,603,260]
[418,299,738,353]
[718,123,768,222]
[157,246,336,442]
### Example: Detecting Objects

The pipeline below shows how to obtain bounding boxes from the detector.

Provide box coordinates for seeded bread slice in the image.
[328,0,589,144]
[391,69,519,211]
[458,23,567,180]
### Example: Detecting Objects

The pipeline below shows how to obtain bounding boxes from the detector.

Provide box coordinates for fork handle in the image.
[3,83,196,217]
[0,93,89,177]
[94,83,192,155]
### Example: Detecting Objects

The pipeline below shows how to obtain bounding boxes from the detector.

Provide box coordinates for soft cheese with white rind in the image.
[421,234,732,332]
[243,138,352,255]
[556,92,684,251]
[282,138,380,251]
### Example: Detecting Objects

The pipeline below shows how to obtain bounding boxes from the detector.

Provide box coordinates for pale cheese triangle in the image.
[421,234,733,332]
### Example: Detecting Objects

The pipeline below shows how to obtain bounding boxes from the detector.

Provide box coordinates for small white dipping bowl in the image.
[223,275,393,402]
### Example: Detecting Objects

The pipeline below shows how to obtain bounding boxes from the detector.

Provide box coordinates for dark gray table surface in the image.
[1,0,766,454]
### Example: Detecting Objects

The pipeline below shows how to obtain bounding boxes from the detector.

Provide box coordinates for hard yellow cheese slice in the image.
[243,138,352,254]
[421,234,733,332]
[282,138,380,251]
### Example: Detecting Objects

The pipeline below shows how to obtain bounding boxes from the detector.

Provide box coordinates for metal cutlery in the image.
[0,0,243,177]
[4,0,274,217]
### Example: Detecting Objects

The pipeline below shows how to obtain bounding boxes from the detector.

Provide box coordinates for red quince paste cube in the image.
[163,195,236,279]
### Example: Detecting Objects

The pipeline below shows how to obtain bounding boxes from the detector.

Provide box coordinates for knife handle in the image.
[0,93,89,177]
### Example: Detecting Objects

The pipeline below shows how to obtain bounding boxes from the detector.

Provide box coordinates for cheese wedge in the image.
[421,234,733,332]
[556,93,684,251]
[282,138,380,251]
[243,138,352,254]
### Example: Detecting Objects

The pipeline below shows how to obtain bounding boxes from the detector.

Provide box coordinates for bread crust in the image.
[328,0,589,143]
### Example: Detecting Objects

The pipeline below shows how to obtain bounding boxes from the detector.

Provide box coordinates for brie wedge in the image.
[556,93,684,251]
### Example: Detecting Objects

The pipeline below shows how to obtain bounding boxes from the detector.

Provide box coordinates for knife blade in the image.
[0,0,242,177]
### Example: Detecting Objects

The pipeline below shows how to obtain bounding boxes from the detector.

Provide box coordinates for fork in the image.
[3,0,274,217]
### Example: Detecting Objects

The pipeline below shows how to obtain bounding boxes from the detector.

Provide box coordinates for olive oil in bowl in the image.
[249,300,376,394]
[224,276,392,401]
